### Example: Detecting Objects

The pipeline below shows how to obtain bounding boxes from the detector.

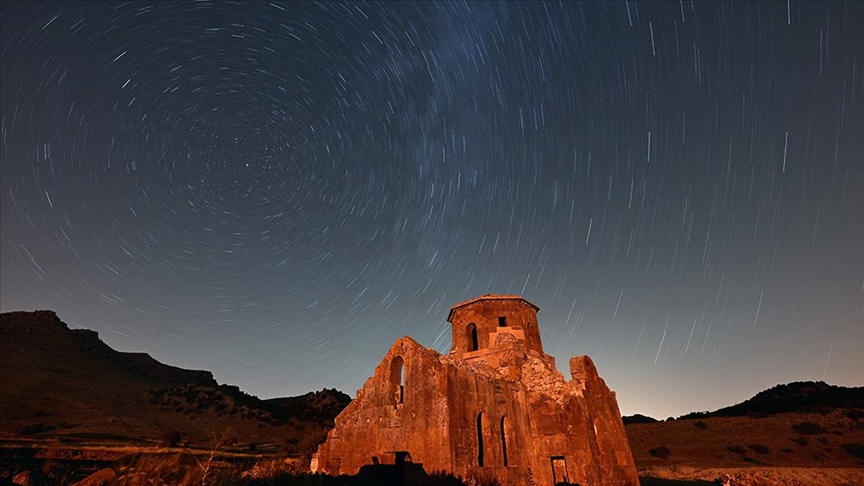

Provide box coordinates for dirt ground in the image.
[639,465,864,486]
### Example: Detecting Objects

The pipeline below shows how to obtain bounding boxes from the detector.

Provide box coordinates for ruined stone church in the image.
[312,295,639,485]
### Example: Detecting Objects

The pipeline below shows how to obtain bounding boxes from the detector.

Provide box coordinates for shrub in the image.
[791,422,826,435]
[41,460,61,476]
[749,444,769,454]
[844,409,864,421]
[791,437,808,446]
[649,446,671,458]
[19,423,45,435]
[727,444,746,455]
[694,421,708,430]
[163,430,182,447]
[841,443,864,461]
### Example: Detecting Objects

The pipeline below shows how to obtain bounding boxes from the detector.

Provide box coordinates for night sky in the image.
[1,1,862,419]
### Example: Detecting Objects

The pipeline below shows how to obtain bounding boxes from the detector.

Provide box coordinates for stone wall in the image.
[313,337,453,475]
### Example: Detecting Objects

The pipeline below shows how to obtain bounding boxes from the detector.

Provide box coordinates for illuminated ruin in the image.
[312,294,638,485]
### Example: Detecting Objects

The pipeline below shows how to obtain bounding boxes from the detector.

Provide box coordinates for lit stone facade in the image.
[311,295,639,485]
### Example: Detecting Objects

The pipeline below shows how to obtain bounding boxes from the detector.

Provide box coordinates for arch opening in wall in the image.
[476,412,484,467]
[500,416,508,466]
[468,323,478,351]
[526,323,533,347]
[390,356,404,405]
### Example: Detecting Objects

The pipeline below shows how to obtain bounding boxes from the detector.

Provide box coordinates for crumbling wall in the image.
[312,337,452,475]
[566,355,640,485]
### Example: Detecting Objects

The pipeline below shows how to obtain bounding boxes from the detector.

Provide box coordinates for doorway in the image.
[550,456,568,485]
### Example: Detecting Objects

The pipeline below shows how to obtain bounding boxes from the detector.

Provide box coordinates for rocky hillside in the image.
[0,310,349,450]
[264,389,351,425]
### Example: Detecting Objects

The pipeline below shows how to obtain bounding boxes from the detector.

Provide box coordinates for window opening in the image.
[500,416,508,466]
[477,412,484,467]
[390,356,404,405]
[468,323,478,351]
[498,316,507,327]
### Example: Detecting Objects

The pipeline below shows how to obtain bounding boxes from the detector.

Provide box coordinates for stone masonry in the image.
[311,294,639,485]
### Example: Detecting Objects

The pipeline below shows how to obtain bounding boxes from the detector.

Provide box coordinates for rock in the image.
[12,470,48,486]
[313,294,639,486]
[69,468,116,486]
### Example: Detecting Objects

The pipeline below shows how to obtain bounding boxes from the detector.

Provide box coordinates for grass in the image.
[0,439,478,485]
[639,478,715,486]
[0,439,296,485]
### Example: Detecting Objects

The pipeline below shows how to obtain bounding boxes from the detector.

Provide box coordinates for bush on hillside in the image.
[649,446,671,458]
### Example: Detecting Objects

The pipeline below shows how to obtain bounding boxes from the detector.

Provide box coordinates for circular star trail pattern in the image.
[1,1,862,418]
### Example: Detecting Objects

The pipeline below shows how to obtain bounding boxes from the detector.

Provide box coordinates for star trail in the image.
[1,1,862,418]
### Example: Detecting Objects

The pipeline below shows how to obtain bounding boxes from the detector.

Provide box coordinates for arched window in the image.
[476,412,484,467]
[468,323,479,352]
[390,356,404,405]
[500,416,508,466]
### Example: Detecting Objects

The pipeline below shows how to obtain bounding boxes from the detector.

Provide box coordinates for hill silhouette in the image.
[623,382,864,426]
[622,414,661,425]
[677,381,864,420]
[0,310,349,450]
[2,311,863,485]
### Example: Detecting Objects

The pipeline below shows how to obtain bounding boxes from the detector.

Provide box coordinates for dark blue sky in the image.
[2,1,862,418]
